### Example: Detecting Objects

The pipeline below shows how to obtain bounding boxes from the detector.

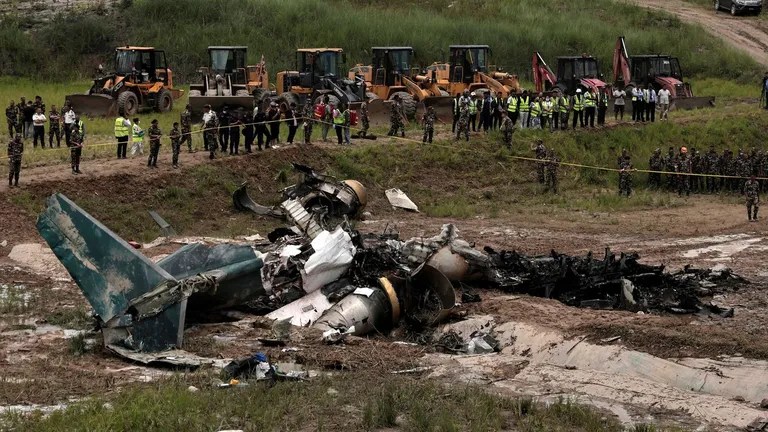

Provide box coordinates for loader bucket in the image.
[66,94,117,117]
[365,98,393,127]
[671,96,716,111]
[423,96,455,123]
[233,182,284,218]
[189,95,255,120]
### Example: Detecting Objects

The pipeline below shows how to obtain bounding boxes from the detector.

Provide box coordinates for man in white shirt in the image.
[613,87,626,121]
[631,87,643,122]
[645,85,657,123]
[63,104,76,145]
[658,88,671,121]
[32,108,46,148]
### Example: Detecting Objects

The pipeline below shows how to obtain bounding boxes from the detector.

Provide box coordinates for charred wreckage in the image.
[36,163,745,363]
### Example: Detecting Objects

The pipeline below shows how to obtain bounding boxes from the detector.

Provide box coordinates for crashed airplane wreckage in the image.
[36,165,745,360]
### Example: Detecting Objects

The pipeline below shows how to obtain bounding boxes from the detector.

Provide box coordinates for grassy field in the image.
[0,0,762,84]
[1,373,641,432]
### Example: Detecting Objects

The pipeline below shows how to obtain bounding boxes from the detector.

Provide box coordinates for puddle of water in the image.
[681,238,764,260]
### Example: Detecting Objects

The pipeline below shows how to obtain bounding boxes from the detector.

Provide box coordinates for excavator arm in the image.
[478,72,510,98]
[401,75,431,102]
[614,36,632,86]
[532,52,557,94]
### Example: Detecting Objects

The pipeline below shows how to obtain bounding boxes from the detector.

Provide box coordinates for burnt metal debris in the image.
[35,165,746,362]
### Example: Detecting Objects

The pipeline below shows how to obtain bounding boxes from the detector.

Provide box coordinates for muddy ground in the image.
[1,144,767,431]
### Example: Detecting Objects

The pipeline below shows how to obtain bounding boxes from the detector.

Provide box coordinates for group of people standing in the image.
[612,84,671,122]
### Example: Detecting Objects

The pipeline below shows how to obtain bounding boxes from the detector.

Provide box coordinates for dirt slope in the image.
[625,0,768,68]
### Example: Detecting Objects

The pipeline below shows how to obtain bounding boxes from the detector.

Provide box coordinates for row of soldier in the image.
[5,97,80,148]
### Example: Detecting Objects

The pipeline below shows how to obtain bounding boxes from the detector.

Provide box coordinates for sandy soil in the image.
[627,0,768,67]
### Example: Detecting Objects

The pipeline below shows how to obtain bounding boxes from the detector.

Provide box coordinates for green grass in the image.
[0,284,33,314]
[3,375,625,432]
[0,0,761,84]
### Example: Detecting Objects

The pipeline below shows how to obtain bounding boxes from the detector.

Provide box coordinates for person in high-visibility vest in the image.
[114,112,131,159]
[468,92,479,132]
[571,89,584,129]
[584,88,597,128]
[333,103,345,145]
[131,117,144,157]
[553,93,568,131]
[452,93,461,133]
[518,90,530,129]
[542,95,553,131]
[529,96,542,129]
[506,93,519,126]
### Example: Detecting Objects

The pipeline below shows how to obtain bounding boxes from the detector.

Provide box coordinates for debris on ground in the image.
[385,188,419,212]
[36,183,749,365]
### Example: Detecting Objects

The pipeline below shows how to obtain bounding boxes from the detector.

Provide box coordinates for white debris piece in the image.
[301,228,356,293]
[385,188,419,212]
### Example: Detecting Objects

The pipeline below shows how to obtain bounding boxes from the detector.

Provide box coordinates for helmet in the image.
[576,89,582,93]
[470,92,476,96]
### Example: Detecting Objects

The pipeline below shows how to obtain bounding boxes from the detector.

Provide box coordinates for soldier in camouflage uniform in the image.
[676,147,691,197]
[705,146,720,193]
[180,104,193,152]
[535,139,547,184]
[147,119,161,168]
[544,149,560,194]
[456,100,469,142]
[359,101,370,138]
[719,149,732,192]
[736,151,751,193]
[69,123,83,174]
[422,106,436,143]
[48,105,61,148]
[7,134,22,187]
[664,147,677,191]
[387,95,405,137]
[648,148,663,189]
[170,122,181,169]
[745,175,760,221]
[202,105,219,159]
[499,111,515,148]
[618,155,634,197]
[302,98,314,144]
[6,100,17,138]
[690,148,703,193]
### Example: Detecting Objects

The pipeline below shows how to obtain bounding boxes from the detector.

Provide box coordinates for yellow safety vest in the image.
[133,125,144,142]
[584,92,596,108]
[558,97,568,113]
[519,96,530,111]
[573,95,584,111]
[333,110,344,125]
[530,101,541,117]
[468,100,478,115]
[542,101,553,117]
[507,96,518,113]
[114,117,129,137]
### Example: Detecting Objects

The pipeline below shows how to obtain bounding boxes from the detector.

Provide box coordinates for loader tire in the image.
[278,92,299,110]
[252,88,268,107]
[117,91,139,116]
[155,88,173,113]
[391,91,416,120]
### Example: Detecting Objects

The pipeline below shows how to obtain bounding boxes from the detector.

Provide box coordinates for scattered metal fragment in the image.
[385,188,419,212]
[148,210,176,237]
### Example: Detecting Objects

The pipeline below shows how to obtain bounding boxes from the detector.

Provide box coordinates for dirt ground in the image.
[2,136,768,430]
[627,0,768,68]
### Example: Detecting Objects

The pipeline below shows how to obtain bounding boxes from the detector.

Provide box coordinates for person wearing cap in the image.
[302,98,314,144]
[147,119,161,168]
[618,149,633,197]
[170,122,181,168]
[468,92,479,132]
[676,146,691,197]
[130,117,144,157]
[202,104,218,157]
[7,133,23,187]
[544,149,560,194]
[69,122,83,174]
[114,111,131,159]
[422,106,436,144]
[499,110,515,149]
[387,94,405,138]
[648,148,663,189]
[664,146,677,191]
[267,101,281,147]
[571,89,584,129]
[180,104,193,152]
[705,145,720,193]
[456,99,469,142]
[534,139,547,184]
[745,175,760,221]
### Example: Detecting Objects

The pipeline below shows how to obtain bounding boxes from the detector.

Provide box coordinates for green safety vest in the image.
[333,110,344,125]
[573,95,584,111]
[507,96,518,113]
[519,96,530,111]
[133,125,143,142]
[114,117,129,137]
[558,97,569,113]
[530,101,541,117]
[468,100,478,115]
[584,92,596,108]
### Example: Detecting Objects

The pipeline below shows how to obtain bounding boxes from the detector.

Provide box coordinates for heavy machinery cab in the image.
[277,48,365,107]
[628,55,683,85]
[92,47,170,96]
[370,47,414,86]
[296,48,345,88]
[555,56,605,95]
[449,45,490,83]
[206,46,248,83]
